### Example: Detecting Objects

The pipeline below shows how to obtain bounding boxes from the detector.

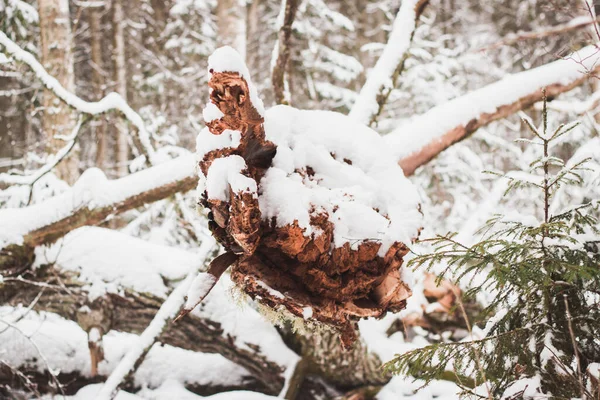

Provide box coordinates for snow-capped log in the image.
[391,44,600,176]
[196,46,422,348]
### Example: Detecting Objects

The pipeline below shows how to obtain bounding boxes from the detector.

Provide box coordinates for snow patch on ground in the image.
[0,307,250,390]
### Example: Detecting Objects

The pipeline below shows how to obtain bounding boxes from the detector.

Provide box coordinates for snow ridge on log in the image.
[194,47,422,347]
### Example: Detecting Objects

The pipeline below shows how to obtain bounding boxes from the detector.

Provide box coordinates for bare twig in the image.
[0,115,86,190]
[0,31,157,164]
[0,318,65,395]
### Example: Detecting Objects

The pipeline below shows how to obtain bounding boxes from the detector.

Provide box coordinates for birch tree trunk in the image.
[112,0,129,177]
[217,0,246,58]
[38,0,79,184]
[90,7,106,170]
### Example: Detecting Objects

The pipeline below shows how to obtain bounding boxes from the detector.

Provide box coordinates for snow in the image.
[3,0,39,23]
[207,46,265,116]
[384,44,600,162]
[349,0,421,124]
[377,376,460,400]
[195,274,299,369]
[34,226,199,298]
[255,279,285,299]
[183,272,217,310]
[0,154,197,249]
[64,381,278,400]
[301,307,313,319]
[206,155,258,201]
[267,106,422,253]
[500,375,546,399]
[202,102,224,123]
[197,105,422,255]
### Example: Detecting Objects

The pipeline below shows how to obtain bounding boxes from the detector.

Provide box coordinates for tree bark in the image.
[89,6,107,170]
[38,0,79,184]
[0,265,285,395]
[112,0,129,177]
[271,0,300,105]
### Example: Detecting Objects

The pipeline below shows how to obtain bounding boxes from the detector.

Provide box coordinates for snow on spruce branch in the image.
[0,31,157,164]
[388,44,600,176]
[348,0,428,126]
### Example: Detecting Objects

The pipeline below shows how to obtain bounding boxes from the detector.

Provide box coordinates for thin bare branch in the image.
[96,238,216,400]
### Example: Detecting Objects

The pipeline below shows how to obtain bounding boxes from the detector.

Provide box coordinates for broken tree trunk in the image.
[196,47,419,348]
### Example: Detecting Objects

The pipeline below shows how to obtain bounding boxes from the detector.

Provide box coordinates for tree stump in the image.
[196,47,422,348]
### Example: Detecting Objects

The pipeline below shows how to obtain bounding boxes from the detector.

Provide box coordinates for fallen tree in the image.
[390,45,600,175]
[2,45,599,269]
[0,155,197,271]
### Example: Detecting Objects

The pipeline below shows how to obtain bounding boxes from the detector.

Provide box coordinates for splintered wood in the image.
[197,67,416,348]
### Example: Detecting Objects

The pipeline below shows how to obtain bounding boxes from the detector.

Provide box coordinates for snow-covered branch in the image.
[481,15,600,51]
[0,31,157,164]
[348,0,429,126]
[0,154,198,252]
[389,45,600,176]
[96,238,216,400]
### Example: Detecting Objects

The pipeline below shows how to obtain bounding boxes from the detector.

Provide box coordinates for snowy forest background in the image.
[1,0,600,399]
